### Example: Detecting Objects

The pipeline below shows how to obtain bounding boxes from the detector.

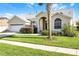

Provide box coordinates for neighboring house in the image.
[34,9,73,33]
[8,16,31,32]
[0,17,8,32]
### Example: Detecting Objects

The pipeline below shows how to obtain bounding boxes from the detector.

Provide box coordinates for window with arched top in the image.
[54,18,61,29]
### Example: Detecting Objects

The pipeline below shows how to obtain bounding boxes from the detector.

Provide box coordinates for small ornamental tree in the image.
[62,24,77,37]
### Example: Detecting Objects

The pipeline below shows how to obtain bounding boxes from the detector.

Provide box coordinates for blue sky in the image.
[0,3,79,20]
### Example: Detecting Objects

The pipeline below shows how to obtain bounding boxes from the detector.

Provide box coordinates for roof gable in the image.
[52,12,72,18]
[36,9,73,18]
[36,12,46,17]
[8,15,30,23]
[52,9,73,18]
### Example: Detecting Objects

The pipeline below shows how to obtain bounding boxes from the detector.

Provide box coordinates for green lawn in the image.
[1,34,79,49]
[0,43,73,56]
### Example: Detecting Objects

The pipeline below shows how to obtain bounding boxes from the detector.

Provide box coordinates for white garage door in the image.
[9,24,23,32]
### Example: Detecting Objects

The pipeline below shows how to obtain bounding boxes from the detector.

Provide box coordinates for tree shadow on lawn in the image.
[5,35,57,41]
[0,35,13,39]
[6,35,47,39]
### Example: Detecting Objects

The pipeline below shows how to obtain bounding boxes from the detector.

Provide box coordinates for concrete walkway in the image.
[0,33,16,37]
[16,34,41,36]
[0,40,78,55]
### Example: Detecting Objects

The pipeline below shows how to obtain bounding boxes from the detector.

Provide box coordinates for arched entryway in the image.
[54,18,62,29]
[39,17,47,31]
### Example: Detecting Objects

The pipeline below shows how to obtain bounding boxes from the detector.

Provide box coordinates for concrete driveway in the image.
[0,33,16,37]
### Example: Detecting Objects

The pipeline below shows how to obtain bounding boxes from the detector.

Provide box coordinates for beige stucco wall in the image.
[36,12,71,32]
[39,18,43,31]
[0,19,8,26]
[51,14,71,32]
[34,17,40,32]
[0,18,9,32]
[36,13,48,32]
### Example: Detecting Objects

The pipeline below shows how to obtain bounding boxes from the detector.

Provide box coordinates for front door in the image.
[43,20,47,30]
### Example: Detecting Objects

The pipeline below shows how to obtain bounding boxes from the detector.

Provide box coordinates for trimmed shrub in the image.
[41,30,63,36]
[41,30,48,35]
[76,21,79,31]
[52,32,63,36]
[62,24,77,37]
[77,26,79,31]
[41,30,62,36]
[20,28,32,33]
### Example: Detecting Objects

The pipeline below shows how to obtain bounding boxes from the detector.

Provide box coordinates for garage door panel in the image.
[10,25,23,32]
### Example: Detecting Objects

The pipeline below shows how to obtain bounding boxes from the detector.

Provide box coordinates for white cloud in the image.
[52,4,59,10]
[59,5,66,9]
[30,3,34,6]
[5,13,14,16]
[28,5,33,8]
[52,3,67,10]
[0,13,14,19]
[70,3,75,7]
[52,4,59,8]
[26,3,35,8]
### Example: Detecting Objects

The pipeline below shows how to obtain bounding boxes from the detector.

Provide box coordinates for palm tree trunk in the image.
[47,3,52,40]
[31,21,34,34]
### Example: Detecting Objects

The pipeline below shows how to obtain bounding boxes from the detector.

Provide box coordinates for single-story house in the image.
[33,9,73,33]
[0,9,74,33]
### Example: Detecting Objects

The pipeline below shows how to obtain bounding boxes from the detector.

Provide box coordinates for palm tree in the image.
[39,3,52,40]
[31,21,34,34]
